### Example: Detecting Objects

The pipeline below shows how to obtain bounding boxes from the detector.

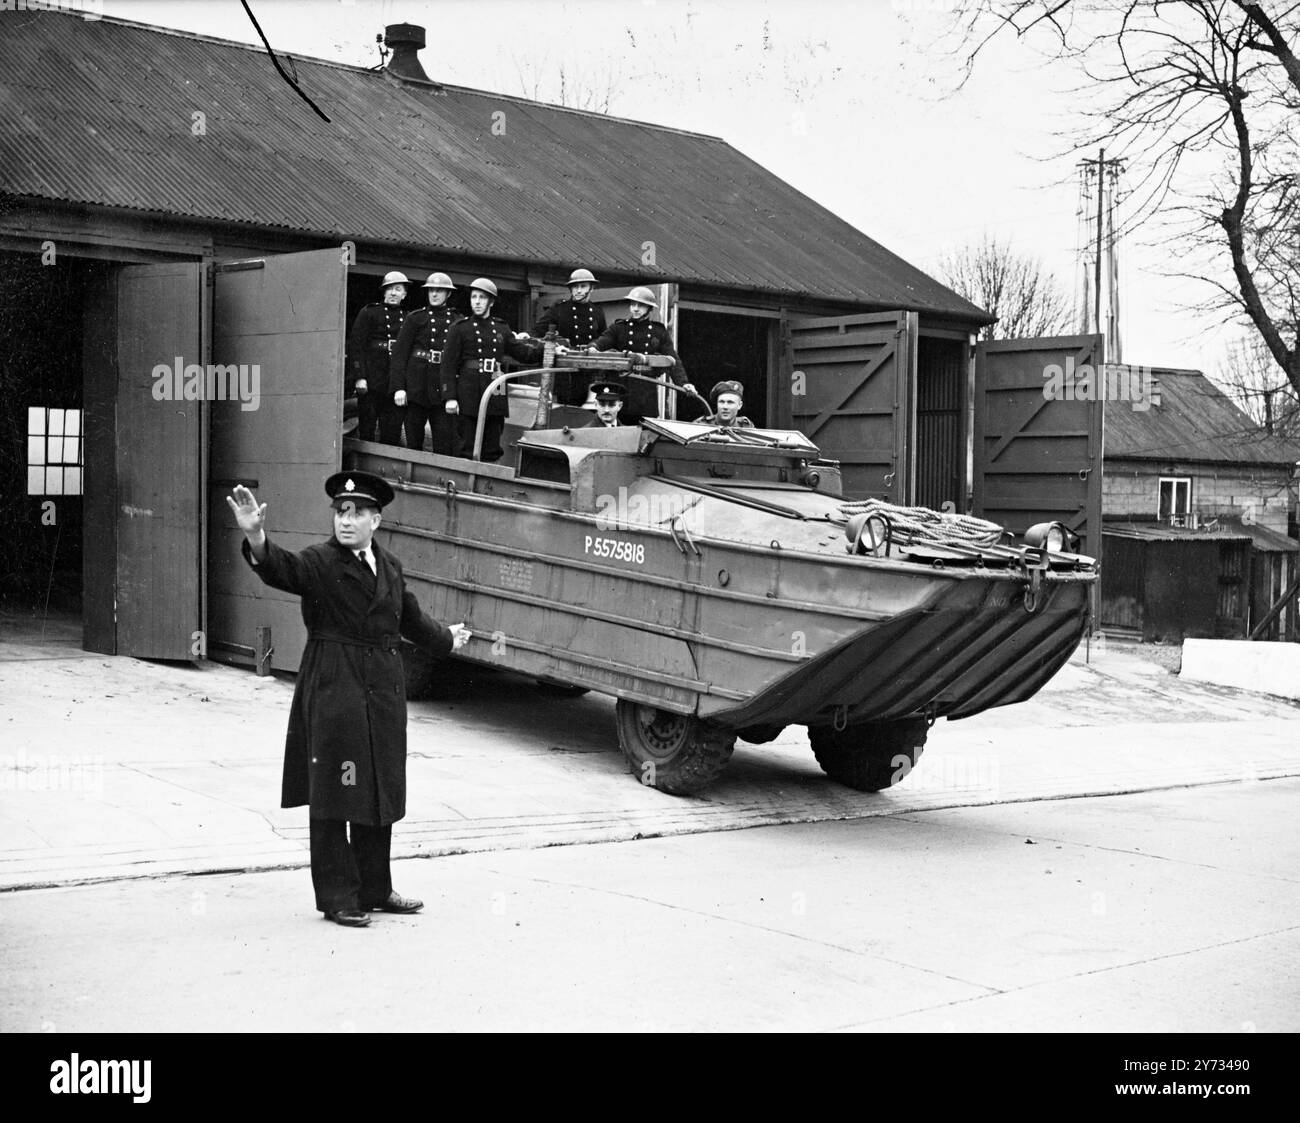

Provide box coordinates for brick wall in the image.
[1103,460,1297,534]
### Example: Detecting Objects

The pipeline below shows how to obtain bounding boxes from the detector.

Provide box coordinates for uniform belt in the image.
[462,358,500,374]
[310,630,401,651]
[370,340,395,352]
[413,349,442,362]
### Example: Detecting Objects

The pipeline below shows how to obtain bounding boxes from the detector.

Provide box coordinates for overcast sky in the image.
[100,0,1243,372]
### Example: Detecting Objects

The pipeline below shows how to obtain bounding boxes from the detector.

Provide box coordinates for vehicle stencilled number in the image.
[584,536,645,564]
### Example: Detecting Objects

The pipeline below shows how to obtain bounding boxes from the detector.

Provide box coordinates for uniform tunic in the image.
[440,314,543,418]
[391,306,464,407]
[533,298,608,406]
[348,302,407,398]
[242,534,452,825]
[703,412,754,428]
[591,316,688,421]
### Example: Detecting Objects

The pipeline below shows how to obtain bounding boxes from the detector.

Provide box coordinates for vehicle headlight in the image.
[1024,521,1069,552]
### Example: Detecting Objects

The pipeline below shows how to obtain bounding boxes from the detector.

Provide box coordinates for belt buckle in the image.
[431,351,442,363]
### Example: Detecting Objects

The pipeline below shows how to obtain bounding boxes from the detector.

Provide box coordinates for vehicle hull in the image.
[354,439,1092,731]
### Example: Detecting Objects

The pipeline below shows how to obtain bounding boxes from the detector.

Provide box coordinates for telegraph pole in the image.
[1076,150,1124,357]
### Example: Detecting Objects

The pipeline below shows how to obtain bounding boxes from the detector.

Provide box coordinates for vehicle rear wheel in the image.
[614,700,735,795]
[807,718,929,792]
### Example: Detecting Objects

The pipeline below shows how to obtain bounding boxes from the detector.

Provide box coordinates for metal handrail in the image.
[472,367,578,460]
[622,372,713,413]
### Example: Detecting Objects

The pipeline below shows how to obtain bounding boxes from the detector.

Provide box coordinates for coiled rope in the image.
[833,499,1006,548]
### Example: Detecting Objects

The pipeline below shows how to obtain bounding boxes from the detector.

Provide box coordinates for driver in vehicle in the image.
[704,380,754,428]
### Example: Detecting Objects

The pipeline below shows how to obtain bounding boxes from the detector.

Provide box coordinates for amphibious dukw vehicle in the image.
[350,356,1098,795]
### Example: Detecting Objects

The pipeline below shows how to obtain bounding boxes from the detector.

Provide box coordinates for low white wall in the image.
[1181,639,1300,700]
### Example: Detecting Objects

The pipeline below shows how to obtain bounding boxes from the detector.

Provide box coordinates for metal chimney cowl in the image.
[384,23,430,82]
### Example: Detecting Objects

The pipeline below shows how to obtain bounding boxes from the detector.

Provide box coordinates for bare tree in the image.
[1214,332,1300,436]
[513,55,623,114]
[938,235,1074,340]
[946,1,1300,400]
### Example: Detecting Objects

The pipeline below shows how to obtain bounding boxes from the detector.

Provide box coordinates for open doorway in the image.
[676,309,771,425]
[0,250,93,638]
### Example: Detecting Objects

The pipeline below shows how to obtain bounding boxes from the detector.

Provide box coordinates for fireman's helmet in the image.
[626,285,657,310]
[567,268,598,286]
[381,271,410,288]
[423,272,455,290]
[470,277,499,299]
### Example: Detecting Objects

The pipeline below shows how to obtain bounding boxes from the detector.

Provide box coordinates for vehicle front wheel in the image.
[614,700,736,795]
[807,718,929,792]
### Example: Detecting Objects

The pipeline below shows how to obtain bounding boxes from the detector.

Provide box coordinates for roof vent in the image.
[384,23,430,82]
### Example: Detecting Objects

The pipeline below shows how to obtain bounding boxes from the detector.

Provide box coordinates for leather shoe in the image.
[367,891,423,914]
[323,908,371,927]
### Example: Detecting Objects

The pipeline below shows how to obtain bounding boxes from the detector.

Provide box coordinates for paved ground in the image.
[2,610,1298,1032]
[3,781,1297,1033]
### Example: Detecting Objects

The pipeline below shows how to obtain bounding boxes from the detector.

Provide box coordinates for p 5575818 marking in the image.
[584,535,645,564]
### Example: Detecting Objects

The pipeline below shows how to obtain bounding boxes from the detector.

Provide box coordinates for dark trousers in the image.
[404,402,456,455]
[553,369,591,407]
[309,818,393,912]
[357,393,404,445]
[456,414,505,461]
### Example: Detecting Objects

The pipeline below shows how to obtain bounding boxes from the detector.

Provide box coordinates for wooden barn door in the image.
[973,335,1104,557]
[786,311,917,502]
[102,262,205,660]
[206,249,347,672]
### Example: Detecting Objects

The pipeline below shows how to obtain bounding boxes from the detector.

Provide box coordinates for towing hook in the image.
[1023,568,1045,614]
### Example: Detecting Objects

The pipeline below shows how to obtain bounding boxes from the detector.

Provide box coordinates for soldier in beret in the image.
[348,272,409,445]
[441,277,544,461]
[391,272,462,454]
[583,380,627,428]
[705,380,754,428]
[531,268,608,407]
[226,472,471,928]
[589,286,696,425]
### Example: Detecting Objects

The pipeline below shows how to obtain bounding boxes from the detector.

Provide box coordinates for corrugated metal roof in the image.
[1218,519,1299,552]
[1102,522,1252,542]
[1105,367,1300,467]
[0,10,990,320]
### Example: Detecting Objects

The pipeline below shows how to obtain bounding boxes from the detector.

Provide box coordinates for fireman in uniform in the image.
[704,380,754,428]
[582,380,627,428]
[391,272,462,454]
[531,267,607,406]
[348,271,409,445]
[441,278,544,461]
[590,286,696,424]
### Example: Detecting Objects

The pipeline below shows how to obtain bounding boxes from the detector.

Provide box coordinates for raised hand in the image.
[226,485,267,535]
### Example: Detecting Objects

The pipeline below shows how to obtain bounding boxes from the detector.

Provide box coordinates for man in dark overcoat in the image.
[226,472,471,928]
[590,286,696,424]
[531,267,607,407]
[441,277,544,462]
